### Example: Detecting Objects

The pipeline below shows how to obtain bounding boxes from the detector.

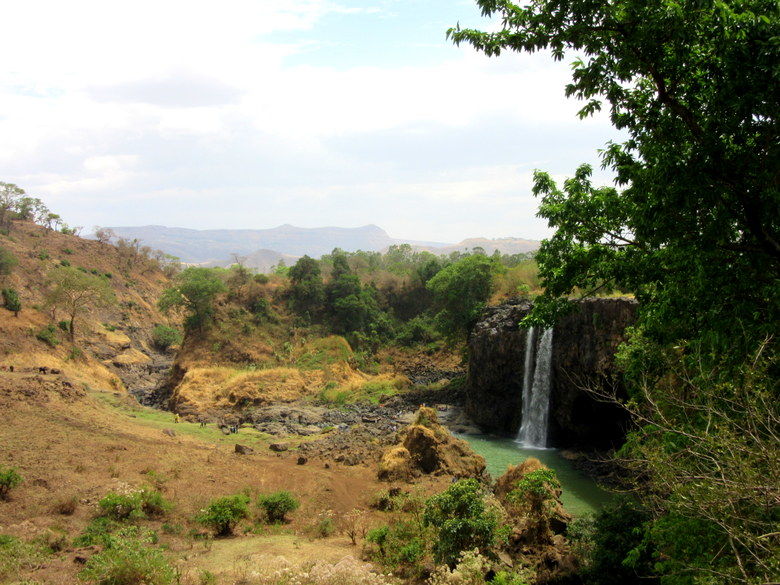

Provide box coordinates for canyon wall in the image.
[466,298,637,448]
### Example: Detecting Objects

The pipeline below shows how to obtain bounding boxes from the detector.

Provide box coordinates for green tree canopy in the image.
[450,2,780,582]
[449,0,779,355]
[45,266,115,341]
[426,255,499,341]
[158,267,227,331]
[288,255,325,319]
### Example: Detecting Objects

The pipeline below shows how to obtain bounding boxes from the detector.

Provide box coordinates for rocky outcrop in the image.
[378,407,487,481]
[466,298,637,448]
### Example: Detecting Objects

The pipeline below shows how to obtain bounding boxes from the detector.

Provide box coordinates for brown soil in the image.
[0,372,447,583]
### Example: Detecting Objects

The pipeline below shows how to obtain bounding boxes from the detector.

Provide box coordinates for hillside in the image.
[0,220,175,398]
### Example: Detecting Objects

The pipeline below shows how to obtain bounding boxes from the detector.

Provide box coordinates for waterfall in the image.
[517,327,554,448]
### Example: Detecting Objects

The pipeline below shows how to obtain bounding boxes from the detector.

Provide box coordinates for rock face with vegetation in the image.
[466,298,637,447]
[378,406,487,481]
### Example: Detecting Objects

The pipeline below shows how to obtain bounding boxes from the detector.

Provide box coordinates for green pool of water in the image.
[459,434,613,516]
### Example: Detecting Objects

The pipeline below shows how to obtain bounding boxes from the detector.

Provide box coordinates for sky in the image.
[0,0,619,243]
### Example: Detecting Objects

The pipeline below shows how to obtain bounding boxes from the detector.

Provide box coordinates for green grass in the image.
[318,379,403,406]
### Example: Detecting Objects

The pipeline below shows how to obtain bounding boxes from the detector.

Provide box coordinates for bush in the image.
[35,324,59,347]
[151,325,182,351]
[59,259,71,267]
[257,491,299,523]
[423,478,507,567]
[57,320,70,331]
[395,315,439,346]
[1,288,21,315]
[366,519,429,578]
[581,498,656,585]
[98,488,170,521]
[0,467,22,500]
[79,536,177,585]
[196,494,249,536]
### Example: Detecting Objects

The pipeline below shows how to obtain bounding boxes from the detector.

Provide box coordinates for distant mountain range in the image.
[102,224,540,271]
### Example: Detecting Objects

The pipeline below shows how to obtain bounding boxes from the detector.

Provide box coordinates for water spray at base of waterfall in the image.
[516,327,554,449]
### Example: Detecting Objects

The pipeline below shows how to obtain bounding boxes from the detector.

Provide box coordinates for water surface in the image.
[459,434,613,516]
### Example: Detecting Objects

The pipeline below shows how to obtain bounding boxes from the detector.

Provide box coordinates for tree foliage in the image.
[158,267,227,331]
[423,478,506,567]
[449,0,779,352]
[426,255,499,341]
[451,2,780,583]
[44,266,115,341]
[288,255,325,319]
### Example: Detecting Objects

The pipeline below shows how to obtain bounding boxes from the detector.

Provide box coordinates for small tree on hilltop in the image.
[44,266,115,341]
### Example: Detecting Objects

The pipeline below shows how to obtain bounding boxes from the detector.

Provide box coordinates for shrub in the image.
[57,320,70,332]
[313,509,336,537]
[366,520,429,578]
[2,288,21,315]
[506,468,561,542]
[35,324,59,347]
[196,494,249,536]
[423,478,507,567]
[37,250,50,260]
[151,325,182,351]
[98,488,170,521]
[98,492,145,521]
[257,491,299,523]
[79,536,177,585]
[0,467,22,500]
[62,248,74,255]
[581,498,655,585]
[340,508,369,545]
[52,495,78,515]
[59,259,71,267]
[395,315,439,346]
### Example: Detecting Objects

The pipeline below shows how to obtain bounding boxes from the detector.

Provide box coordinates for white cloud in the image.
[0,0,619,243]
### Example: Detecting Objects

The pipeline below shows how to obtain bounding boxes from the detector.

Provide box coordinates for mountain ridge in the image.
[101,224,540,268]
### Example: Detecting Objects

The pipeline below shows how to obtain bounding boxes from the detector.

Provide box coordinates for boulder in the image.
[269,442,289,452]
[162,428,176,437]
[377,407,487,482]
[234,444,254,455]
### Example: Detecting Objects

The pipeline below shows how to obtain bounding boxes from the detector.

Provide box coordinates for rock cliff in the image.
[466,298,637,448]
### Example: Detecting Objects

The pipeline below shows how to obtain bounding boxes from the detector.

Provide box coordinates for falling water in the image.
[517,327,554,448]
[519,326,536,435]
